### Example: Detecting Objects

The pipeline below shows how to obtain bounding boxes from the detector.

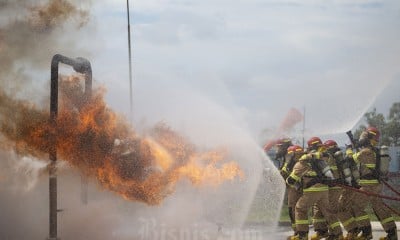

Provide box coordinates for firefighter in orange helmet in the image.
[281,145,304,239]
[349,127,397,240]
[287,137,343,240]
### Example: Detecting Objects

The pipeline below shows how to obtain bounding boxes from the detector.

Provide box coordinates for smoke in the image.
[0,0,89,97]
[12,156,48,191]
[0,151,127,240]
[131,80,286,229]
[0,1,130,239]
[0,75,244,205]
[0,74,266,239]
[0,0,286,239]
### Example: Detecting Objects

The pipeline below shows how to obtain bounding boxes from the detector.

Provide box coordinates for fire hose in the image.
[383,202,400,217]
[382,180,400,216]
[382,179,400,196]
[337,183,400,216]
[338,183,400,201]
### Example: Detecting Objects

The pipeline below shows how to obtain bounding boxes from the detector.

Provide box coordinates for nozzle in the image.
[72,57,91,74]
[346,130,353,137]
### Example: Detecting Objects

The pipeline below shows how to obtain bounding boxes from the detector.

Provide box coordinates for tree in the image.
[386,103,400,145]
[355,103,400,146]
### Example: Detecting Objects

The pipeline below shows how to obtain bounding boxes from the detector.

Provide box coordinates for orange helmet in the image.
[287,145,304,155]
[307,136,322,149]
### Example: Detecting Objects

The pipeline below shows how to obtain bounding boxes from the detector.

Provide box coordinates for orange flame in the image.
[0,75,244,205]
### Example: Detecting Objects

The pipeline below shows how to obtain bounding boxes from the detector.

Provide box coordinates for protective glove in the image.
[280,170,289,180]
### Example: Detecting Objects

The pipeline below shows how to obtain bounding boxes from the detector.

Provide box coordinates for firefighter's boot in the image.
[311,229,329,240]
[355,225,372,240]
[287,231,298,240]
[327,234,344,240]
[379,227,398,240]
[344,228,359,240]
[291,231,309,240]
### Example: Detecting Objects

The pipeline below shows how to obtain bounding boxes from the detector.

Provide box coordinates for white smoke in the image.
[12,156,48,192]
[0,1,287,239]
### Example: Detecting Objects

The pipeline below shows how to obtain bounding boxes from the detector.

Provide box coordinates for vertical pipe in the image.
[81,67,91,205]
[126,0,133,122]
[49,55,59,240]
[79,57,91,205]
[80,175,88,205]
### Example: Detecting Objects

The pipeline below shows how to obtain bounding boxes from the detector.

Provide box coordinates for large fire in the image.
[0,76,244,205]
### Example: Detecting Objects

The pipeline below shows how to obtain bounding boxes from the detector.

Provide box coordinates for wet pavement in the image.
[238,222,400,239]
[113,221,400,239]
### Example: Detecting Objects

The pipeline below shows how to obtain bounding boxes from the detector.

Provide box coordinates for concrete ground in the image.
[112,221,400,239]
[256,222,400,239]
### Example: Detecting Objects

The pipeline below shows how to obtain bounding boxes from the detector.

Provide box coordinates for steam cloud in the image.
[0,1,284,239]
[0,0,89,94]
[0,60,243,206]
[0,0,243,205]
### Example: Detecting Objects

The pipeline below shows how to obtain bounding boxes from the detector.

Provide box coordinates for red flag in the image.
[263,139,278,151]
[262,108,303,152]
[278,108,303,132]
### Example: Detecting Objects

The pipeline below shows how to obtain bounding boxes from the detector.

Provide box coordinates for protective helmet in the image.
[366,126,380,141]
[275,138,292,159]
[287,145,303,155]
[307,136,322,149]
[324,140,338,150]
[359,126,380,146]
[276,138,292,148]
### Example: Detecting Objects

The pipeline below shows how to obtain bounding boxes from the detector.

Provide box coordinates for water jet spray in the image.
[305,78,395,144]
[48,54,92,240]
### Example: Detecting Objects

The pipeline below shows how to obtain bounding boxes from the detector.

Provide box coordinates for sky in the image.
[82,0,400,146]
[1,0,400,144]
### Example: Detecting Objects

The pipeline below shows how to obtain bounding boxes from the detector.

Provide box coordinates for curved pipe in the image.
[48,54,92,240]
[50,54,92,119]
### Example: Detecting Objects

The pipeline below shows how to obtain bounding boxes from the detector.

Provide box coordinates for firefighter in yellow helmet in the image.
[286,137,343,240]
[281,144,304,239]
[350,127,397,240]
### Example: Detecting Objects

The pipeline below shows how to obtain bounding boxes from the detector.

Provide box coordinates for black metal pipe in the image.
[48,54,92,240]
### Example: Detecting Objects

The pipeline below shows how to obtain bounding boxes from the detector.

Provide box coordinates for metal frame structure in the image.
[48,54,92,240]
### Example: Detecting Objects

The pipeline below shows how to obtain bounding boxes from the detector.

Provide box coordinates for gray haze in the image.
[0,1,285,239]
[1,0,400,239]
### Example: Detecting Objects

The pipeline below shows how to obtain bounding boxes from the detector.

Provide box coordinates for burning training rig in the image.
[44,53,243,240]
[48,54,92,240]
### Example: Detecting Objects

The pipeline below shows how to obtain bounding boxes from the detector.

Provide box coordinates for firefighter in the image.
[350,127,397,240]
[287,137,343,240]
[309,139,330,240]
[281,144,304,239]
[311,139,348,240]
[275,138,293,169]
[336,146,362,240]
